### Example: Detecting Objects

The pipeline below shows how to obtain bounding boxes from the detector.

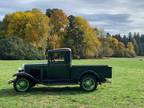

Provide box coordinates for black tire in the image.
[13,77,31,92]
[80,75,98,92]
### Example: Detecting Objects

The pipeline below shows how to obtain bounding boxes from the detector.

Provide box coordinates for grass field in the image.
[0,58,144,108]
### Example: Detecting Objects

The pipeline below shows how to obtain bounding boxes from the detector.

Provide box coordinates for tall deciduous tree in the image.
[107,36,118,50]
[63,15,100,58]
[0,21,4,38]
[114,42,125,57]
[3,8,49,51]
[126,42,136,57]
[46,8,68,49]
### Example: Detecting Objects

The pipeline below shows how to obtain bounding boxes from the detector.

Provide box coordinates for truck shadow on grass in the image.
[0,86,91,97]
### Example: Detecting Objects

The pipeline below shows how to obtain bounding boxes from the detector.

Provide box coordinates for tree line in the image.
[0,8,142,60]
[113,32,144,56]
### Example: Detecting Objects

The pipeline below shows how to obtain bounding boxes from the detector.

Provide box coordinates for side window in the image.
[49,52,65,64]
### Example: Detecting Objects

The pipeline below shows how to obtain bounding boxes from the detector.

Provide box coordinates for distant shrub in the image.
[124,49,136,58]
[0,37,45,60]
[99,47,113,57]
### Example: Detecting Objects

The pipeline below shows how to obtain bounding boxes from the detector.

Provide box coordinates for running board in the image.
[41,80,78,85]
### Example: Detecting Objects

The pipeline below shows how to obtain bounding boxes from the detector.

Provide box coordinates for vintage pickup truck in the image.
[9,48,112,92]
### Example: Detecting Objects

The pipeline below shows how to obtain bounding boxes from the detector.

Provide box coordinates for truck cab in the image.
[46,48,72,80]
[10,48,112,92]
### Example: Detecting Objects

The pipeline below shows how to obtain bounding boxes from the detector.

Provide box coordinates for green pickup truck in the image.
[9,48,112,92]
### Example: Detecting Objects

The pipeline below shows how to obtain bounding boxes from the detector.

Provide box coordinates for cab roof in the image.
[48,48,71,53]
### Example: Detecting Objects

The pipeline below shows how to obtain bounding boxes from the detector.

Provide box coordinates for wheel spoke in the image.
[15,78,29,92]
[82,77,96,91]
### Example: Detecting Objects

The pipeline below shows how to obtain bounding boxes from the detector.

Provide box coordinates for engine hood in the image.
[24,63,47,67]
[22,63,48,72]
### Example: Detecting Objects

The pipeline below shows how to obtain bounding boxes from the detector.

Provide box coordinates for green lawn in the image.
[0,58,144,108]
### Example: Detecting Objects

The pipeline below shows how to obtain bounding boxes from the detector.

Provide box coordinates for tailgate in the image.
[106,67,112,78]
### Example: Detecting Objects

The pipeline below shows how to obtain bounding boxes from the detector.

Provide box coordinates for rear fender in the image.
[13,72,40,83]
[80,70,101,82]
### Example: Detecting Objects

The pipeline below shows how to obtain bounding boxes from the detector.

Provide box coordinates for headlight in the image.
[18,67,22,70]
[18,65,24,72]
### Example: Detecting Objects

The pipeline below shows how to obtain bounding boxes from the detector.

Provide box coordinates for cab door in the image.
[47,63,70,80]
[45,52,70,80]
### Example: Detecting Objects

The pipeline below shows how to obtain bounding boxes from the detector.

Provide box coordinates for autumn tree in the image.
[124,42,136,57]
[63,15,100,58]
[107,36,118,50]
[0,21,4,38]
[3,8,49,51]
[46,8,68,49]
[127,42,134,51]
[0,8,138,59]
[107,34,136,57]
[114,42,126,57]
[99,38,113,57]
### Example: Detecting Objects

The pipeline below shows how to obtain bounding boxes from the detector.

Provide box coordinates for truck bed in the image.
[71,65,112,81]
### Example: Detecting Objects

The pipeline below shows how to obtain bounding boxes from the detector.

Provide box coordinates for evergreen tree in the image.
[122,35,128,47]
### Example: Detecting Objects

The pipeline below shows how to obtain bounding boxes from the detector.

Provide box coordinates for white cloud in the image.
[0,15,4,21]
[19,0,36,4]
[0,0,144,34]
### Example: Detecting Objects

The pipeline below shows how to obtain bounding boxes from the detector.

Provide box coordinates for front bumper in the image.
[8,73,18,84]
[8,79,15,84]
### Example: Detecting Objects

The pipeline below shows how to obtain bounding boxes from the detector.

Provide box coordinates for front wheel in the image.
[80,75,98,92]
[13,77,31,92]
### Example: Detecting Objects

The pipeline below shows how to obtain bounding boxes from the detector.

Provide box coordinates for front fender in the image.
[13,72,40,83]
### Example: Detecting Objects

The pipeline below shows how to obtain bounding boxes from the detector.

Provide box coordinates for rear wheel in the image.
[13,77,31,92]
[80,75,97,92]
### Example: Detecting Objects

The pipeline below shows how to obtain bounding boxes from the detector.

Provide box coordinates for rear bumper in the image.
[105,79,112,83]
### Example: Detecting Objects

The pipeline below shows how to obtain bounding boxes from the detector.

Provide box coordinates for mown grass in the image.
[0,58,144,108]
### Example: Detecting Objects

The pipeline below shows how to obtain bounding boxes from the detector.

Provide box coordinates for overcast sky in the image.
[0,0,144,34]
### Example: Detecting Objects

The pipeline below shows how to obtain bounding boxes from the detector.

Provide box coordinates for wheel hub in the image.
[82,78,95,91]
[16,78,29,91]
